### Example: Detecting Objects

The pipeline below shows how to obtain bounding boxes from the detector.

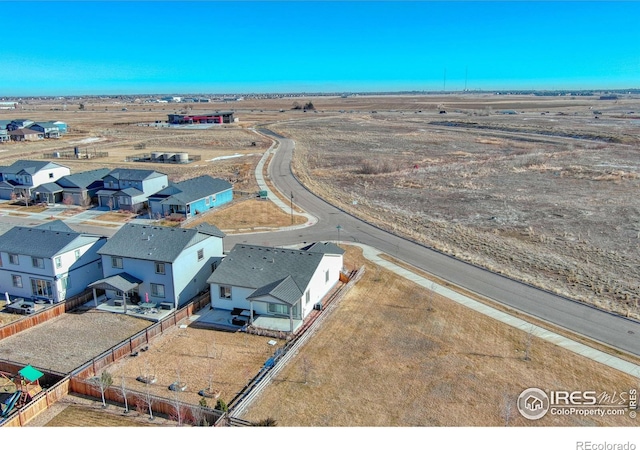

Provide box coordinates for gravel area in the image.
[0,310,150,373]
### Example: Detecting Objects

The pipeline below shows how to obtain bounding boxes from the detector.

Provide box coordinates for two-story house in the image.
[55,168,111,206]
[0,222,107,303]
[148,175,233,219]
[0,160,71,201]
[90,223,225,309]
[96,169,168,212]
[28,122,61,139]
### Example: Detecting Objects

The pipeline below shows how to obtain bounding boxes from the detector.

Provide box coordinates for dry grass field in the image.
[186,198,308,232]
[269,95,640,319]
[242,246,639,426]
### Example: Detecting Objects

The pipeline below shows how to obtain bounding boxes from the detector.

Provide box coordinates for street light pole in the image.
[336,225,342,245]
[290,192,294,225]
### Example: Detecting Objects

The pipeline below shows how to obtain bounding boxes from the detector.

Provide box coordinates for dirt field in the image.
[0,310,149,373]
[241,246,640,426]
[102,322,285,408]
[267,96,640,319]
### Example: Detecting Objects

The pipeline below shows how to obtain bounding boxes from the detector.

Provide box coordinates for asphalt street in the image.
[226,129,640,358]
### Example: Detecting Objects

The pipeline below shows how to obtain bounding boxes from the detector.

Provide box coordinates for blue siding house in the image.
[90,223,225,309]
[148,175,232,219]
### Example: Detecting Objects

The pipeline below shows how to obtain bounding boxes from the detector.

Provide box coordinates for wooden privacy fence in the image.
[1,291,211,427]
[0,289,94,341]
[228,266,365,418]
[69,377,223,426]
[72,291,210,379]
[0,361,69,427]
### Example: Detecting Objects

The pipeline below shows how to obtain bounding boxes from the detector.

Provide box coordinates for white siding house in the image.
[207,243,344,332]
[0,160,70,201]
[0,222,106,303]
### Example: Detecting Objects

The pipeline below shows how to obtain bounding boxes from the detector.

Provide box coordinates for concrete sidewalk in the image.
[252,130,317,230]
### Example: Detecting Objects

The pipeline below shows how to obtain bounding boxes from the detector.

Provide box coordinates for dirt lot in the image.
[0,310,149,373]
[242,246,640,426]
[103,321,285,408]
[267,96,640,318]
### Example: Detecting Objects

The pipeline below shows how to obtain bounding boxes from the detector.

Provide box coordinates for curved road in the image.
[225,129,640,359]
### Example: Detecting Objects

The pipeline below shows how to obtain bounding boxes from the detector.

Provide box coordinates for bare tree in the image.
[62,194,74,208]
[501,393,514,426]
[92,371,113,408]
[119,376,129,414]
[107,197,114,212]
[523,325,535,361]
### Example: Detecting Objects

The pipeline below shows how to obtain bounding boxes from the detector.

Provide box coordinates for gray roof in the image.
[193,223,225,238]
[206,244,325,297]
[34,220,76,233]
[1,160,66,175]
[247,275,303,306]
[152,175,232,205]
[105,169,166,182]
[0,226,81,258]
[116,187,144,197]
[89,273,142,292]
[33,182,63,193]
[300,242,345,255]
[98,223,220,263]
[56,168,110,189]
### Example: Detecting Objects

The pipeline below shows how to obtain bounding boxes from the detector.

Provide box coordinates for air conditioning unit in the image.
[314,303,323,311]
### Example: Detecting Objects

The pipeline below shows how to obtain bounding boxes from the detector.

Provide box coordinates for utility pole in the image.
[336,225,342,245]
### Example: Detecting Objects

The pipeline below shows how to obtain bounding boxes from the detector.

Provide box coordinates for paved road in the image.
[226,129,640,358]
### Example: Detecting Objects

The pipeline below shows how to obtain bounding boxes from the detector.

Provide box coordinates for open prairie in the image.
[266,95,640,319]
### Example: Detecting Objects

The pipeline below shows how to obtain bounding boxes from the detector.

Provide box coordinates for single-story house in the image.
[148,175,233,219]
[207,242,345,332]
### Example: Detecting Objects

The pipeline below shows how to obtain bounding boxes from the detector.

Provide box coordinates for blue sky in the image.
[1,1,639,96]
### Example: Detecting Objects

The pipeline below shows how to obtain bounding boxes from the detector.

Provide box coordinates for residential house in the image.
[55,168,110,205]
[9,128,43,141]
[0,223,107,303]
[148,175,233,219]
[96,168,168,212]
[0,129,8,143]
[90,223,225,309]
[0,160,70,201]
[29,122,60,139]
[207,242,345,332]
[53,121,68,134]
[6,119,34,131]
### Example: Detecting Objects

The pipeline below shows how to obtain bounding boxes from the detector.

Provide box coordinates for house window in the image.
[197,249,204,261]
[306,290,311,304]
[31,279,52,298]
[268,303,288,315]
[32,257,44,269]
[112,257,123,269]
[61,276,71,290]
[205,196,210,206]
[150,283,165,298]
[12,275,22,288]
[49,172,54,179]
[9,254,19,265]
[219,285,231,299]
[325,270,329,283]
[55,256,62,268]
[74,249,81,260]
[155,262,165,274]
[0,254,3,267]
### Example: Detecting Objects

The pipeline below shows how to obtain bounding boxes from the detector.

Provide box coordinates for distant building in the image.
[167,111,235,125]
